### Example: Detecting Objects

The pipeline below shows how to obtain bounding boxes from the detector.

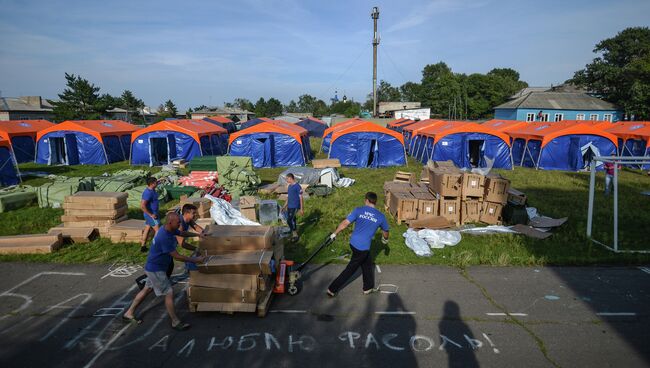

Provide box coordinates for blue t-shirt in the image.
[145,227,181,272]
[142,187,159,214]
[347,206,389,251]
[180,216,196,232]
[287,183,302,209]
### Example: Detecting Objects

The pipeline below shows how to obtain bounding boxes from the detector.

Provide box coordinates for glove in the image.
[381,237,389,245]
[329,233,337,241]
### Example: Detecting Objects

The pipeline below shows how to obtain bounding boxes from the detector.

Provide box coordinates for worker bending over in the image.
[327,192,389,296]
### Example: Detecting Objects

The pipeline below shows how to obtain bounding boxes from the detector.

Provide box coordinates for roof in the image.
[481,119,528,132]
[605,122,650,141]
[387,118,409,128]
[193,106,254,115]
[507,122,618,148]
[132,119,227,144]
[0,120,55,140]
[402,119,445,134]
[495,92,618,111]
[322,118,365,138]
[229,121,307,145]
[421,122,511,146]
[509,87,550,99]
[329,121,405,146]
[418,121,471,138]
[0,96,53,112]
[203,115,233,124]
[36,120,138,142]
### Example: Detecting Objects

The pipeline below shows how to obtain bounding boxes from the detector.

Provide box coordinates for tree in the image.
[193,104,208,111]
[157,99,178,119]
[254,98,267,117]
[233,98,255,112]
[330,100,361,118]
[399,81,422,102]
[571,27,650,119]
[312,99,329,117]
[118,90,145,124]
[285,100,298,113]
[265,98,283,117]
[50,73,105,121]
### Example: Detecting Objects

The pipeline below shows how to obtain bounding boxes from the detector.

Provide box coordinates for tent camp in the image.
[0,139,20,186]
[605,122,650,167]
[36,120,137,165]
[403,119,445,153]
[416,122,513,169]
[296,117,328,138]
[239,117,273,130]
[328,121,406,168]
[228,121,311,168]
[320,118,364,153]
[387,118,417,133]
[203,115,237,133]
[507,122,618,170]
[410,121,469,161]
[131,119,228,166]
[0,120,55,163]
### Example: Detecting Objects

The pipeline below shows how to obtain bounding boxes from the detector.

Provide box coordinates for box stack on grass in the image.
[384,179,439,224]
[107,219,148,243]
[188,225,283,317]
[62,192,129,236]
[238,196,258,222]
[0,233,63,254]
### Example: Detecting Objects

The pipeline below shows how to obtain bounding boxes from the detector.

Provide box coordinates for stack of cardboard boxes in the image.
[62,192,129,236]
[384,182,437,224]
[187,225,283,316]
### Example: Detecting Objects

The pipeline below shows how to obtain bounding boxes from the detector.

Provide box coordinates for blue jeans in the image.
[287,208,298,233]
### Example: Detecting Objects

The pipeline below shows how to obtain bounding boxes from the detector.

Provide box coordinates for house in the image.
[0,96,54,121]
[378,102,421,117]
[191,106,255,122]
[274,113,312,123]
[494,90,621,123]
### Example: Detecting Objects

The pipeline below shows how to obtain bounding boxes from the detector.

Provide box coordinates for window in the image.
[589,114,598,120]
[603,114,613,122]
[554,113,564,122]
[541,113,550,122]
[526,113,535,122]
[576,114,585,120]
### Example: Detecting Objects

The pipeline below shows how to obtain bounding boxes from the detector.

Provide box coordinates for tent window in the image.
[468,140,484,168]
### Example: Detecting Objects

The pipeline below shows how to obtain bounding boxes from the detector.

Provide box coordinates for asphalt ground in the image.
[0,262,648,368]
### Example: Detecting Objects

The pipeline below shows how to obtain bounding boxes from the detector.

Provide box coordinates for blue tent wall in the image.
[229,132,305,168]
[210,134,228,156]
[120,135,131,160]
[131,130,202,165]
[511,138,527,166]
[430,133,512,169]
[10,136,36,163]
[536,135,617,170]
[321,133,333,153]
[414,136,435,163]
[329,132,406,168]
[0,146,19,186]
[36,131,107,165]
[296,119,327,138]
[240,118,267,130]
[103,135,130,163]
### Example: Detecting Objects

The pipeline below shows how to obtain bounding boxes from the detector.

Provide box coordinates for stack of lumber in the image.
[107,219,148,243]
[188,225,283,317]
[47,225,98,244]
[0,233,63,254]
[62,192,128,236]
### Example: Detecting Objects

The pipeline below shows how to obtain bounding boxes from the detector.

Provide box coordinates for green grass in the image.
[3,137,650,266]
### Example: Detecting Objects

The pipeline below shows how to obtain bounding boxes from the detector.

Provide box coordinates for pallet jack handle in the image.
[295,233,335,272]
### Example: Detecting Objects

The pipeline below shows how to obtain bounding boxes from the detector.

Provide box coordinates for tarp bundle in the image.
[205,194,260,225]
[178,171,218,190]
[219,160,261,199]
[33,177,94,208]
[0,186,36,212]
[277,167,355,188]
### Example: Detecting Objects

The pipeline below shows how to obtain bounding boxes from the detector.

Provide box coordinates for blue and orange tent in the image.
[410,121,469,161]
[36,120,137,165]
[507,122,618,170]
[0,139,20,186]
[388,118,417,133]
[605,122,650,167]
[320,118,364,153]
[228,121,311,168]
[403,119,445,153]
[328,121,406,168]
[0,119,55,163]
[131,119,228,166]
[417,122,513,169]
[296,117,328,138]
[239,117,273,130]
[203,115,237,133]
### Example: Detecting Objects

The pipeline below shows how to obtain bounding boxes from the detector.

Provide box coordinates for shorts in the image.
[144,270,172,296]
[144,213,160,227]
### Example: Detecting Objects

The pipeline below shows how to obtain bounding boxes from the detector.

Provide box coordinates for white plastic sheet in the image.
[403,229,432,257]
[417,229,462,248]
[460,225,518,235]
[205,194,260,226]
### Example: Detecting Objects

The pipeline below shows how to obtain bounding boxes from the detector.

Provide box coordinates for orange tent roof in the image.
[133,120,227,143]
[387,118,409,128]
[228,121,307,145]
[418,121,470,137]
[605,122,650,141]
[507,122,618,148]
[0,138,12,150]
[36,120,138,142]
[322,118,364,138]
[563,120,618,130]
[420,121,511,146]
[0,120,55,141]
[329,121,405,146]
[204,115,233,124]
[482,119,527,133]
[402,119,443,133]
[392,119,418,129]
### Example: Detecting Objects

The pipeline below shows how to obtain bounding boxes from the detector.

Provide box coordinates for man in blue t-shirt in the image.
[281,173,303,242]
[327,192,389,296]
[123,212,205,331]
[140,177,160,253]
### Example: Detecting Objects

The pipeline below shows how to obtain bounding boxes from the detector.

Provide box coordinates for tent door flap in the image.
[468,139,485,168]
[150,137,169,166]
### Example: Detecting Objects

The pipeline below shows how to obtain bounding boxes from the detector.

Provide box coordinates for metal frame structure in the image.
[586,156,650,253]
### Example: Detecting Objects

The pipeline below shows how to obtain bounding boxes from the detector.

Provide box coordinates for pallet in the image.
[187,280,275,317]
[393,171,415,184]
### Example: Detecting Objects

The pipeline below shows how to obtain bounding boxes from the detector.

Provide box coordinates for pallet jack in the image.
[273,234,335,296]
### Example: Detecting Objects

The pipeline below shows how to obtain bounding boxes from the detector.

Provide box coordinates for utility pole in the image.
[371,6,379,117]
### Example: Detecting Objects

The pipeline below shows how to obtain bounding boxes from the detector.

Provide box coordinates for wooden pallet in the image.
[188,280,276,317]
[393,171,415,184]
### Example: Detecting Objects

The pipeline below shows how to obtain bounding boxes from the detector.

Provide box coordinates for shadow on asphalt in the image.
[439,301,479,368]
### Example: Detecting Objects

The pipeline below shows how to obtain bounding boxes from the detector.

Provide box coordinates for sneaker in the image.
[140,246,148,253]
[326,289,336,297]
[363,288,378,295]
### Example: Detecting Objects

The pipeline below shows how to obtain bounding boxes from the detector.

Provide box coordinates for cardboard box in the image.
[179,196,213,218]
[484,175,510,204]
[406,216,452,229]
[198,250,274,274]
[389,191,418,223]
[420,167,430,183]
[428,168,462,197]
[239,196,257,208]
[439,198,461,225]
[383,182,412,209]
[507,188,527,206]
[411,191,438,218]
[461,173,485,199]
[0,233,63,254]
[461,200,481,224]
[200,225,273,253]
[240,207,258,222]
[188,286,258,304]
[393,171,416,184]
[480,202,504,225]
[65,192,127,205]
[312,158,341,169]
[189,271,259,290]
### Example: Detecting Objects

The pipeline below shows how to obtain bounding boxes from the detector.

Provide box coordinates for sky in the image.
[1,0,649,111]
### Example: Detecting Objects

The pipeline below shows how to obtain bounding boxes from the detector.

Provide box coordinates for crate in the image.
[507,188,527,206]
[484,175,510,204]
[411,191,438,218]
[461,199,481,224]
[439,198,461,225]
[393,171,416,184]
[480,202,504,225]
[383,182,412,210]
[461,173,485,199]
[389,191,418,224]
[419,167,430,184]
[428,168,462,197]
[312,158,341,169]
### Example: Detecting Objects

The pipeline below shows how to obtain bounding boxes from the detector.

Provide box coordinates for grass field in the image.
[1,137,649,266]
